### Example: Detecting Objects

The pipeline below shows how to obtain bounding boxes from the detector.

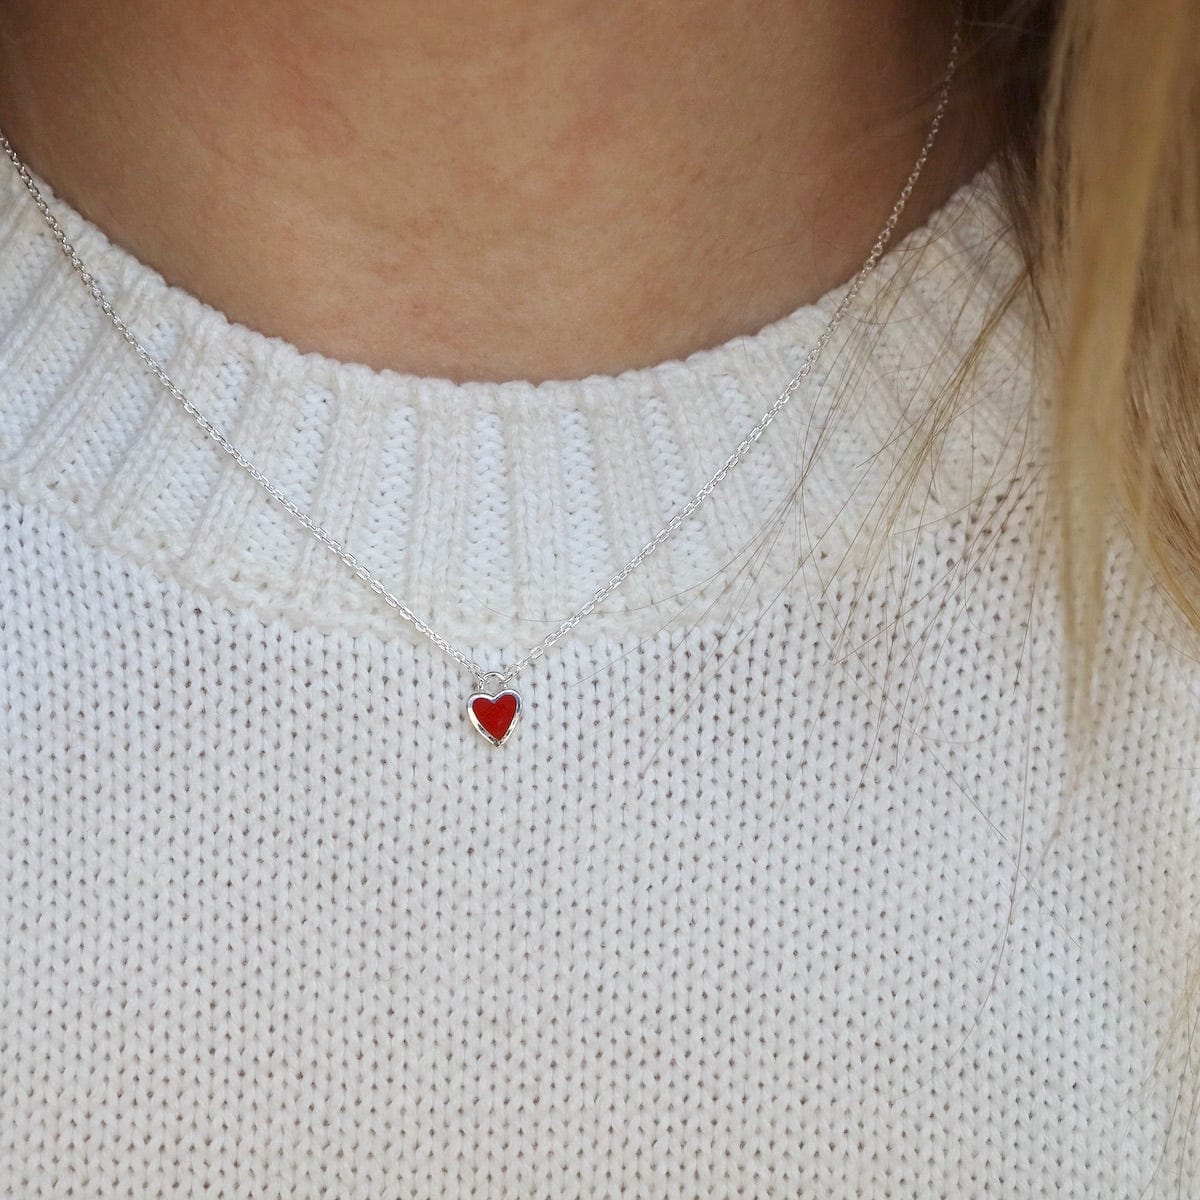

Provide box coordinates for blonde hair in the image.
[964,0,1200,1174]
[969,0,1200,697]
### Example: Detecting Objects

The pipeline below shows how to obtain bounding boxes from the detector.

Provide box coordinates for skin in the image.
[0,2,992,384]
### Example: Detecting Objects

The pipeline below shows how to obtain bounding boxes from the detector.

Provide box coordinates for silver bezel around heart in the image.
[466,687,522,747]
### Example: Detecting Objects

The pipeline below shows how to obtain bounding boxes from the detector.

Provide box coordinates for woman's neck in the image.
[0,1,989,383]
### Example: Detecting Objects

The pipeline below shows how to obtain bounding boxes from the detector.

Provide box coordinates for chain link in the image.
[0,6,961,688]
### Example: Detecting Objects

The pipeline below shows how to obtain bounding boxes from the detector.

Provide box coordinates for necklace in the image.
[0,8,962,746]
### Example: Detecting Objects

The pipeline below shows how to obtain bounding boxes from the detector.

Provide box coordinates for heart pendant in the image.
[467,687,522,746]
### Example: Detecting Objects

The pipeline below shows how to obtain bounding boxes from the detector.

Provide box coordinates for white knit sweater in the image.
[1,156,1198,1200]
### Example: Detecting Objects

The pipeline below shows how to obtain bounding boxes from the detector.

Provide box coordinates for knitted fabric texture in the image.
[1,160,1198,1199]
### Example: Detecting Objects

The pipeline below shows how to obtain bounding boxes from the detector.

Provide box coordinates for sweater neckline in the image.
[0,157,1027,652]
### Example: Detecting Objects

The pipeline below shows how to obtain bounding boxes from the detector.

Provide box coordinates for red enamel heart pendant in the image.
[467,687,522,746]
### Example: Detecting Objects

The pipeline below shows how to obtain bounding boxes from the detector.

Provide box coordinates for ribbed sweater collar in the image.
[0,158,1030,650]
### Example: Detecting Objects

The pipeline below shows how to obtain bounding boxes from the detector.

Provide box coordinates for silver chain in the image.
[0,7,961,689]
